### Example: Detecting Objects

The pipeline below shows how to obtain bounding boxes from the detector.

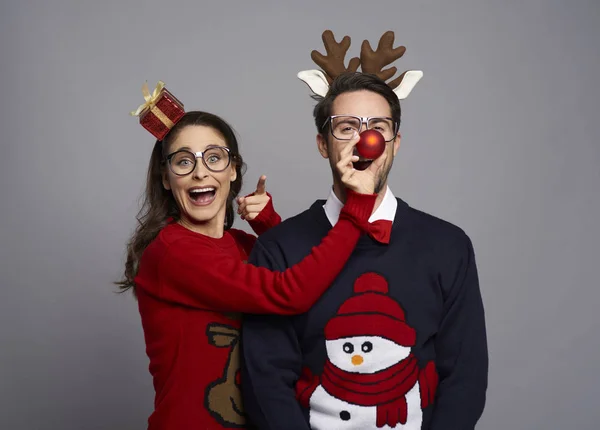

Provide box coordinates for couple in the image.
[118,30,488,430]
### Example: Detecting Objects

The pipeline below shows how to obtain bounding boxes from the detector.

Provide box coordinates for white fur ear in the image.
[297,70,330,97]
[393,70,423,100]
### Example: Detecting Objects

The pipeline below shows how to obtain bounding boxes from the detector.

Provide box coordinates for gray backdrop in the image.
[1,0,599,429]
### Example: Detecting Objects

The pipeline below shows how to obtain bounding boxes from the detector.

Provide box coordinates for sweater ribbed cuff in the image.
[340,189,377,225]
[247,192,281,235]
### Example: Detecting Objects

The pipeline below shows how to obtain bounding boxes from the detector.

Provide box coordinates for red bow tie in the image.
[367,219,393,244]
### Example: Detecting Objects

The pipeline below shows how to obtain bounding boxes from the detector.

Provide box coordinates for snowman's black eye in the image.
[362,341,373,353]
[343,342,354,354]
[340,410,351,421]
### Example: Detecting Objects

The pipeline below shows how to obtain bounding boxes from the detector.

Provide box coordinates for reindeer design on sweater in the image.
[205,321,245,427]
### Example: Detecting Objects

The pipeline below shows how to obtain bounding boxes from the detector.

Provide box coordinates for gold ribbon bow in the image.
[130,81,165,116]
[130,80,174,129]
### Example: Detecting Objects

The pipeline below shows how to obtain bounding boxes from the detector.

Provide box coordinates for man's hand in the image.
[237,175,270,221]
[337,132,388,195]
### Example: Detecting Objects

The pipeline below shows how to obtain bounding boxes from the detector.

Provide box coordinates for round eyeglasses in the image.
[324,115,399,142]
[165,146,232,176]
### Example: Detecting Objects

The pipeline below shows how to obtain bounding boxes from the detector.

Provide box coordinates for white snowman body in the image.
[309,383,422,429]
[307,335,424,430]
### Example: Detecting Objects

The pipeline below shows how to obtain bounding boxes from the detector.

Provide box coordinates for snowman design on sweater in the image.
[296,273,438,429]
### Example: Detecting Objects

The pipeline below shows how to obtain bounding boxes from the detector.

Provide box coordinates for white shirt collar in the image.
[323,186,397,227]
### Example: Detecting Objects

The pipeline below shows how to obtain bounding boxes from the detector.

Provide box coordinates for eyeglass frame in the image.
[322,115,399,143]
[164,146,234,176]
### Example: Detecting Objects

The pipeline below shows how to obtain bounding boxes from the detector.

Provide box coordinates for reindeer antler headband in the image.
[297,30,423,100]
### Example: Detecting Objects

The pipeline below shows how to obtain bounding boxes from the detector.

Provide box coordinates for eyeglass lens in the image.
[169,148,230,175]
[331,116,396,141]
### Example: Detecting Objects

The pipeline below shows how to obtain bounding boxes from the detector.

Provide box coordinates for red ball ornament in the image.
[356,130,386,160]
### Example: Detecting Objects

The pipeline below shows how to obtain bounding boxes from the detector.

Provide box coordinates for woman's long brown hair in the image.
[116,111,245,293]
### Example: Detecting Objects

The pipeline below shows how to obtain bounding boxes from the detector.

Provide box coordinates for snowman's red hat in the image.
[324,272,416,347]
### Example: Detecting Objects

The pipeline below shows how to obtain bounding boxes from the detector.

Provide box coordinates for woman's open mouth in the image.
[188,187,217,206]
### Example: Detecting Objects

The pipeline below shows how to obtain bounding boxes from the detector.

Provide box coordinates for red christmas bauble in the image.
[356,130,386,160]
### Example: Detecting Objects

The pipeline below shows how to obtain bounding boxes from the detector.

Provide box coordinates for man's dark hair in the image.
[313,72,401,135]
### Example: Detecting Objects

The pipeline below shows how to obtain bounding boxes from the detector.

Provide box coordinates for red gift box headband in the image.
[130,30,421,139]
[129,80,186,140]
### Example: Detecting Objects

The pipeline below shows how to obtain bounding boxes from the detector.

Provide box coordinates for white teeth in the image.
[189,187,215,194]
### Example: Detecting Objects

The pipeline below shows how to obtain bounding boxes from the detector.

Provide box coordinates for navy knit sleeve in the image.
[430,234,489,429]
[241,238,310,430]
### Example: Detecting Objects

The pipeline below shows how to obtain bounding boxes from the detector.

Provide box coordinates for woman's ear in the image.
[162,167,171,190]
[229,163,238,183]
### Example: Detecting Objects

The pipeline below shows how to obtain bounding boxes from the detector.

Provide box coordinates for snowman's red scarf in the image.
[296,354,438,428]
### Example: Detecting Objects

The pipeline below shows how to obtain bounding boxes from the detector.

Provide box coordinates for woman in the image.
[118,111,386,429]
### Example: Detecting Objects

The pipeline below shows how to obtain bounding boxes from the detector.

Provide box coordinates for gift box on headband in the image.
[130,81,185,140]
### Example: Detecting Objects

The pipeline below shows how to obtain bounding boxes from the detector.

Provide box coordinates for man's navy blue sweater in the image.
[241,197,488,430]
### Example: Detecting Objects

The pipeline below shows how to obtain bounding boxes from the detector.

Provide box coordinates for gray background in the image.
[1,0,598,429]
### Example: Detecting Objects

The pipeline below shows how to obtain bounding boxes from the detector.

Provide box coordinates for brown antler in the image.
[360,31,407,89]
[311,30,360,84]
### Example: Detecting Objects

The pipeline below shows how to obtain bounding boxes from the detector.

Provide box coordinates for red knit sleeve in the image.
[153,190,375,315]
[246,192,281,236]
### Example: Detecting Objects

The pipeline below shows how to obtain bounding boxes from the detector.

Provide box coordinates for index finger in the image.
[255,175,267,195]
[340,131,360,157]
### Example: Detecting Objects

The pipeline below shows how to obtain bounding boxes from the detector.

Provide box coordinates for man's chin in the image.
[374,176,387,195]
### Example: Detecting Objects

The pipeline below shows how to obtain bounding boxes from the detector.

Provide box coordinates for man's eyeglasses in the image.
[165,146,232,176]
[323,115,399,142]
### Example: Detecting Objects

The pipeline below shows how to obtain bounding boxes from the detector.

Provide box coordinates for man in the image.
[241,31,488,430]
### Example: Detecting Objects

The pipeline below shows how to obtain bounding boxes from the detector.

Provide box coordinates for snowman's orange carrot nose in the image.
[351,355,364,366]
